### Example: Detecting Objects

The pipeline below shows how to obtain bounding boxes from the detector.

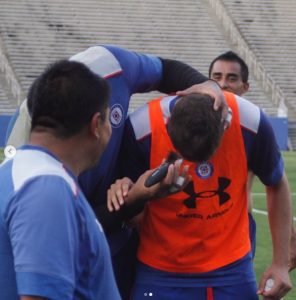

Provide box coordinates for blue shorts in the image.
[131,282,259,300]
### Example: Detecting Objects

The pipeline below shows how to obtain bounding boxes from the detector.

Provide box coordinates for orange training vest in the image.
[137,92,249,273]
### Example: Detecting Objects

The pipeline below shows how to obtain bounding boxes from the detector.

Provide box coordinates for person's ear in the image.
[90,112,102,139]
[242,82,250,94]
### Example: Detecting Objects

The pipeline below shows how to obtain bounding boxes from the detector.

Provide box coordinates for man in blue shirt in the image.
[0,60,121,299]
[5,45,228,299]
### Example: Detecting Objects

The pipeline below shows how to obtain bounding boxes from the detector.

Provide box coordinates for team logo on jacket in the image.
[195,162,213,179]
[110,104,124,128]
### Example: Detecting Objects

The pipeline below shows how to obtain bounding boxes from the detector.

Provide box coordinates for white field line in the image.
[252,192,296,196]
[252,192,296,221]
[253,209,296,222]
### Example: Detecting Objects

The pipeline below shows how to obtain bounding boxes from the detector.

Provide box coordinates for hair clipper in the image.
[144,152,180,187]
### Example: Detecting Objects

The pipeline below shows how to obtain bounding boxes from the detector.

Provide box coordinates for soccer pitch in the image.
[253,151,296,299]
[0,149,295,298]
[0,149,3,162]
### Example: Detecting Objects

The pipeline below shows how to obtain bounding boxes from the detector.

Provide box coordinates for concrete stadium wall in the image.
[269,117,288,151]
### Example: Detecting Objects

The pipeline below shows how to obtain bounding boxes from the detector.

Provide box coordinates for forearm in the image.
[104,163,190,234]
[158,58,208,94]
[98,174,151,234]
[291,223,296,240]
[289,217,296,270]
[101,173,170,234]
[266,173,292,267]
[96,199,145,235]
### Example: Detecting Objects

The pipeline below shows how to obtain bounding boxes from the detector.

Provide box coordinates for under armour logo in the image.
[183,177,231,209]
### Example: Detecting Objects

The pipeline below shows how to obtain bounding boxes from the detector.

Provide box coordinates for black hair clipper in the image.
[144,152,179,187]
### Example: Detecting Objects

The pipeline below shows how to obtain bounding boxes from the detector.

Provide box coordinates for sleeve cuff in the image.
[16,271,74,299]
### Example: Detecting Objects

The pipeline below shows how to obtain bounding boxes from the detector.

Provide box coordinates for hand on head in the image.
[176,80,229,129]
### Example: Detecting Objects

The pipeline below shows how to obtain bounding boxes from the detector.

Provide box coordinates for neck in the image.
[29,130,91,177]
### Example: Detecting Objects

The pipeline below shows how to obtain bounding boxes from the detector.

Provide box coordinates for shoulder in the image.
[10,148,77,196]
[128,95,177,140]
[71,45,163,94]
[234,95,276,142]
[69,45,123,79]
[233,96,283,184]
[235,95,261,134]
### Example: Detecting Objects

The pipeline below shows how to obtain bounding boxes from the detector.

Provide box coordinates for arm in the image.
[157,58,228,118]
[241,105,292,297]
[105,45,227,115]
[107,161,190,213]
[157,58,208,93]
[96,193,145,234]
[267,173,291,268]
[95,114,150,234]
[99,165,190,234]
[103,45,208,93]
[290,225,296,271]
[8,178,78,299]
[257,173,292,298]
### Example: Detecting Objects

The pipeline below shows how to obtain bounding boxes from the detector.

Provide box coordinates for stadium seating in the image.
[220,0,296,119]
[0,80,15,114]
[0,0,295,143]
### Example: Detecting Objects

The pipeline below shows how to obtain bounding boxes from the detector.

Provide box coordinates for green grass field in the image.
[0,149,296,298]
[253,151,296,299]
[0,149,3,162]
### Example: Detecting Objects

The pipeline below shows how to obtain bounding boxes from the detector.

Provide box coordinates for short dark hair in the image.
[168,94,223,162]
[208,51,249,83]
[28,60,110,138]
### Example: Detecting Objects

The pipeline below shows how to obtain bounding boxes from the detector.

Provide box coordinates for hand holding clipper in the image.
[144,152,180,188]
